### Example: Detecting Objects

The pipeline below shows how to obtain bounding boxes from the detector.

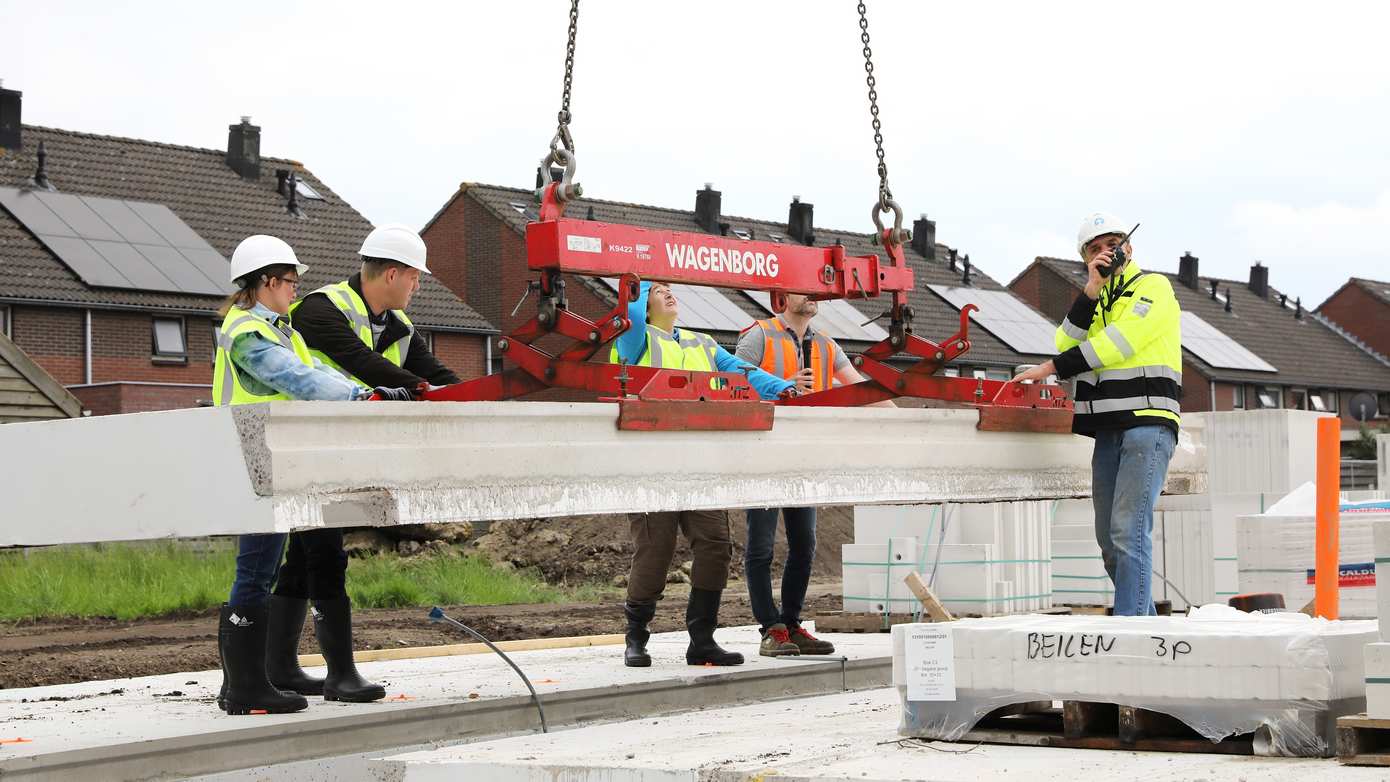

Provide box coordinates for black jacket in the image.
[290,273,460,389]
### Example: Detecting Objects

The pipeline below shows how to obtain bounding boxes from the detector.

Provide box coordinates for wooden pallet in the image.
[813,606,1073,633]
[954,700,1255,755]
[1338,714,1390,766]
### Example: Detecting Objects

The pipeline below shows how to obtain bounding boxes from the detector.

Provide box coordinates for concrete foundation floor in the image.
[0,624,889,780]
[378,688,1385,782]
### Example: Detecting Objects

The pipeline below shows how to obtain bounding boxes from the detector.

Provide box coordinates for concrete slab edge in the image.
[0,657,890,781]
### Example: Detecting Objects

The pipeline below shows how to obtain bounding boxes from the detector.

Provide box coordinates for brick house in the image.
[1318,278,1390,359]
[422,181,1060,390]
[1010,254,1390,428]
[0,85,495,415]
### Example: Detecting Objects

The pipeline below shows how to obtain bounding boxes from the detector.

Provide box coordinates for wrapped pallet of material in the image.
[1237,486,1388,618]
[1367,641,1390,719]
[891,606,1375,756]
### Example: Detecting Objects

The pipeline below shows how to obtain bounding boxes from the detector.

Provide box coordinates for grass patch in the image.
[0,541,608,623]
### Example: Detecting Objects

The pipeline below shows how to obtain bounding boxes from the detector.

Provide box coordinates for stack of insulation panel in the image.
[1370,518,1390,717]
[1236,488,1389,619]
[845,501,1051,617]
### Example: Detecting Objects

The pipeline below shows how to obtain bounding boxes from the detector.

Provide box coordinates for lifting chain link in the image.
[857,1,905,242]
[541,0,581,195]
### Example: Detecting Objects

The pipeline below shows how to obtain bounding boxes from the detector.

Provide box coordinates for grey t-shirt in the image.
[735,319,851,375]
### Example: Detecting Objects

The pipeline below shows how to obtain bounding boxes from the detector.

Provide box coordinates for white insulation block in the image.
[1238,509,1389,619]
[1366,641,1390,719]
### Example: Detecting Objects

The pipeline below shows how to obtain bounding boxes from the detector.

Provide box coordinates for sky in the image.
[3,0,1388,307]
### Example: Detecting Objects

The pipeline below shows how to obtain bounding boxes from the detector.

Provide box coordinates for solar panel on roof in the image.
[927,285,1057,356]
[1180,311,1277,372]
[599,278,756,333]
[0,187,234,296]
[741,291,889,342]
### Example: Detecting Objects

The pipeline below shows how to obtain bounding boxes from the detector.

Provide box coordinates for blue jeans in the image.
[744,507,816,631]
[228,533,288,607]
[1092,425,1176,616]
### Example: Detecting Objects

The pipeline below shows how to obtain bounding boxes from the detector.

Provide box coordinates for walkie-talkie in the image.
[1099,223,1141,278]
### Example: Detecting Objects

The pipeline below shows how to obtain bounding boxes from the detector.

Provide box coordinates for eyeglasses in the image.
[270,276,300,289]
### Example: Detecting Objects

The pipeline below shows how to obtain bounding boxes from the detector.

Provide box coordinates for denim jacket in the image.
[230,303,367,401]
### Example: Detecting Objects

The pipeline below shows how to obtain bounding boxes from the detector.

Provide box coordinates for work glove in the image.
[369,386,416,402]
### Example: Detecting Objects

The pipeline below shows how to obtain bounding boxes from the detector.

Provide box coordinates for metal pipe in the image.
[485,334,493,375]
[1210,379,1216,412]
[84,309,92,385]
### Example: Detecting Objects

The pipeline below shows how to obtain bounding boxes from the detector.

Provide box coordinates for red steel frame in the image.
[424,183,1073,432]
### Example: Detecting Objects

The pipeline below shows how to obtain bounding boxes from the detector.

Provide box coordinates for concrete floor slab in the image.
[0,401,1208,546]
[0,625,889,781]
[379,688,1386,782]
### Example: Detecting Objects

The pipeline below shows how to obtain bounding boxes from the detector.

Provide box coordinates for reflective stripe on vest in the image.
[291,280,413,383]
[609,325,717,371]
[212,308,316,406]
[752,318,834,392]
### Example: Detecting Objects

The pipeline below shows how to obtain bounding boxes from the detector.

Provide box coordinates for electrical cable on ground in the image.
[428,607,549,733]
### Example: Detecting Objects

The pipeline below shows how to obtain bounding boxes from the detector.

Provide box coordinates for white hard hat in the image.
[359,224,429,273]
[229,234,307,284]
[1076,212,1131,257]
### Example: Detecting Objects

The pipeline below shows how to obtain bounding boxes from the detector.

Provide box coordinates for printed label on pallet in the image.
[905,625,956,701]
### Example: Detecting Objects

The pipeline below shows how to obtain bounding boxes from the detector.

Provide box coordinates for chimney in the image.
[911,214,936,260]
[1295,297,1303,320]
[1178,252,1200,290]
[787,195,815,246]
[694,183,721,234]
[961,254,973,286]
[275,168,291,196]
[1224,287,1233,313]
[0,81,21,151]
[1248,261,1269,299]
[28,140,53,190]
[1209,279,1219,300]
[226,116,261,180]
[947,247,958,271]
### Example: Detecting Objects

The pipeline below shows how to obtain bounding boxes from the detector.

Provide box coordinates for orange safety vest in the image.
[745,318,836,392]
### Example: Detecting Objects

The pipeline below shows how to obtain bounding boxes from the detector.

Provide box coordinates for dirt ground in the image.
[0,507,853,689]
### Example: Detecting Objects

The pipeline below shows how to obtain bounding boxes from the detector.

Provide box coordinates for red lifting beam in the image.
[425,183,1074,433]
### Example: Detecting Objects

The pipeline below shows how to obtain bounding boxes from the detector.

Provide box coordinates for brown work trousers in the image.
[626,510,732,603]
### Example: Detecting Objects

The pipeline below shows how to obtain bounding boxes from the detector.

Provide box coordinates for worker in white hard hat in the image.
[265,223,461,705]
[213,235,413,716]
[1013,213,1183,616]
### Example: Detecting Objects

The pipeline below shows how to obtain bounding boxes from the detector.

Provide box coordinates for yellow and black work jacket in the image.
[1052,261,1183,437]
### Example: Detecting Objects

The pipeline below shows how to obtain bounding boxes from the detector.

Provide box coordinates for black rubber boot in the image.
[312,596,386,703]
[217,602,229,711]
[266,595,325,696]
[221,604,308,715]
[623,600,656,667]
[684,588,744,666]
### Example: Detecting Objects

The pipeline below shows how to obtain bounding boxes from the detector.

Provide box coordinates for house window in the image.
[1289,389,1308,410]
[1309,390,1336,413]
[729,228,751,240]
[294,178,324,200]
[419,330,434,353]
[1256,386,1281,409]
[986,369,1011,381]
[972,369,987,380]
[152,316,187,360]
[943,367,960,378]
[0,304,9,338]
[1379,393,1390,419]
[1232,385,1245,409]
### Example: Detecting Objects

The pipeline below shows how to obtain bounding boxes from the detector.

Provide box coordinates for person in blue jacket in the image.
[611,281,796,669]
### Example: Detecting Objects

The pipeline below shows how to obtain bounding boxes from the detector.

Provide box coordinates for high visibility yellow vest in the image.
[290,280,413,384]
[212,307,316,406]
[1055,261,1183,432]
[609,324,718,371]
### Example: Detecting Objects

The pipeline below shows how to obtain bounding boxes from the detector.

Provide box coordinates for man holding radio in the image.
[1012,213,1182,616]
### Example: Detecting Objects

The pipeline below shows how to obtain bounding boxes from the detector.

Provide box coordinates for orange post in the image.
[1314,416,1341,619]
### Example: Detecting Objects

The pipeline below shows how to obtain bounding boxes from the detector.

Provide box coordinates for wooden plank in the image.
[1338,714,1390,766]
[1063,701,1117,739]
[0,389,54,407]
[811,611,916,633]
[0,334,82,417]
[1119,705,1192,744]
[297,633,624,667]
[0,364,26,380]
[903,572,955,622]
[0,404,70,418]
[0,376,45,392]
